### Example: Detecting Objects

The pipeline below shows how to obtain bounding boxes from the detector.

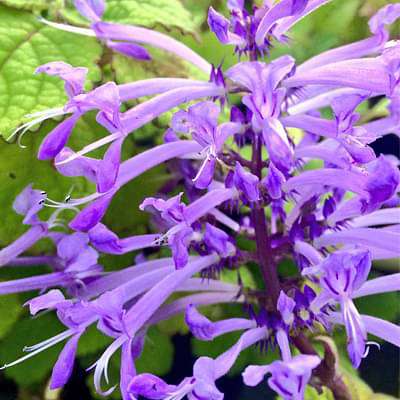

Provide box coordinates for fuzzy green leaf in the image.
[0,5,101,139]
[0,0,48,11]
[103,0,197,34]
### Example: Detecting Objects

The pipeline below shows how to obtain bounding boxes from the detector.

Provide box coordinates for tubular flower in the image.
[0,1,399,399]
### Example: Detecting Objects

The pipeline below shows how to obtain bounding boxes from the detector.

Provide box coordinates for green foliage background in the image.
[0,0,398,399]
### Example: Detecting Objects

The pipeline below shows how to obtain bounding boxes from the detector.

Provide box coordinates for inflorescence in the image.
[1,0,400,399]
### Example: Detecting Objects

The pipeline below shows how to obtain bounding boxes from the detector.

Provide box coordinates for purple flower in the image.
[35,61,87,98]
[185,303,255,340]
[35,63,123,164]
[171,101,242,189]
[140,189,236,269]
[0,185,48,266]
[227,58,295,172]
[331,94,376,163]
[243,354,321,400]
[0,232,101,295]
[13,184,46,225]
[2,1,400,398]
[130,327,267,399]
[88,223,158,255]
[304,248,371,367]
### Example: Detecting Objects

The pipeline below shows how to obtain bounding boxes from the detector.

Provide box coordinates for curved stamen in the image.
[1,330,74,370]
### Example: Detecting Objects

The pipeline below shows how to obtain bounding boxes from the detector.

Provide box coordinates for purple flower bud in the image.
[234,162,260,202]
[169,226,193,269]
[50,333,82,389]
[208,7,231,44]
[129,373,173,399]
[193,156,216,189]
[69,191,116,232]
[96,138,123,193]
[203,223,234,258]
[38,114,80,160]
[264,162,286,200]
[277,291,295,327]
[88,223,121,254]
[263,119,294,173]
[107,41,151,61]
[322,196,336,218]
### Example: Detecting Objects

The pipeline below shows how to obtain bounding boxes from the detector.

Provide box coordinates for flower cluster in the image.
[1,0,400,399]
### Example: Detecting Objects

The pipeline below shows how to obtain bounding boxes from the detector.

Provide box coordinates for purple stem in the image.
[251,133,280,306]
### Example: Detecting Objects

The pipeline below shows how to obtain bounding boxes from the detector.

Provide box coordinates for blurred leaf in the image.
[135,327,174,376]
[220,265,256,289]
[104,164,169,235]
[0,293,22,339]
[0,5,102,139]
[0,313,64,387]
[355,286,399,325]
[77,325,112,357]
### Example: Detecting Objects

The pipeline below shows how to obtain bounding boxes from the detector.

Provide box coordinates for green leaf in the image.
[103,0,197,35]
[135,326,174,376]
[0,293,22,339]
[355,279,399,325]
[0,313,64,387]
[0,5,102,139]
[0,0,48,11]
[77,325,112,357]
[104,163,169,235]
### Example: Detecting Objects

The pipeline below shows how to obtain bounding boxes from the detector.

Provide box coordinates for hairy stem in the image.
[251,133,281,307]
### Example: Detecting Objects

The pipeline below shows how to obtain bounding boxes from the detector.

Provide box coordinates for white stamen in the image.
[88,336,126,396]
[165,384,193,400]
[192,153,212,183]
[38,17,96,37]
[55,132,122,166]
[1,330,73,370]
[23,330,73,352]
[363,341,381,358]
[8,108,66,143]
